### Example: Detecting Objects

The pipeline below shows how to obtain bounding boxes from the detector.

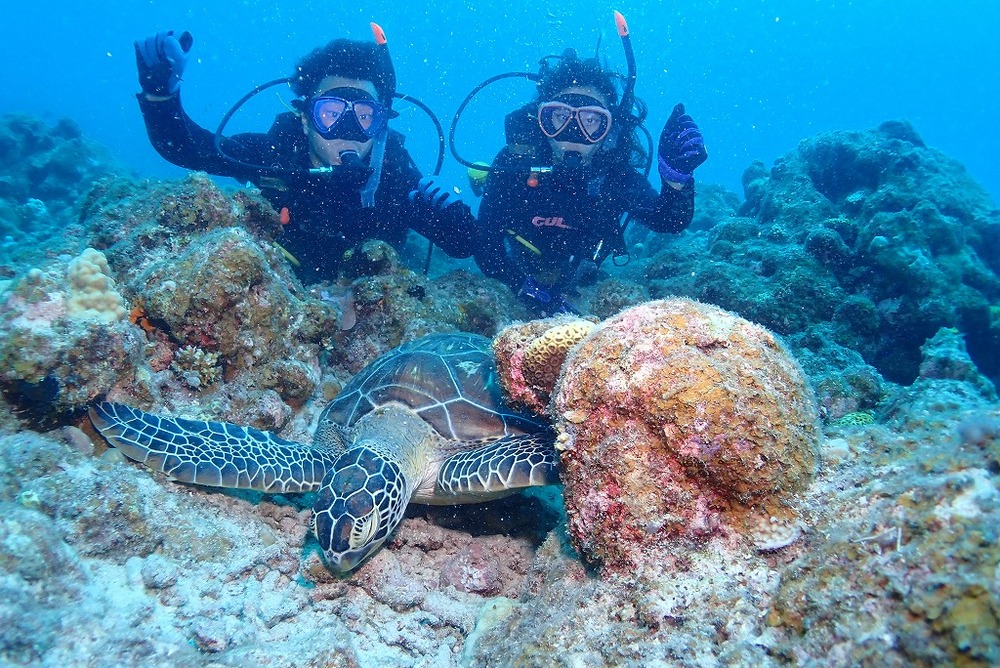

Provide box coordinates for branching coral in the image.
[170,346,221,390]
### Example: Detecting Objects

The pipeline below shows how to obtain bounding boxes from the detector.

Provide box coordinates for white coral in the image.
[66,248,126,322]
[751,513,804,552]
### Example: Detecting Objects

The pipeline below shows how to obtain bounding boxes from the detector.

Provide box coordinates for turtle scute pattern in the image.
[318,333,545,445]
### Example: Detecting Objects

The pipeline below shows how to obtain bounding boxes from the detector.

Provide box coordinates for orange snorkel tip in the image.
[370,22,387,46]
[614,11,629,38]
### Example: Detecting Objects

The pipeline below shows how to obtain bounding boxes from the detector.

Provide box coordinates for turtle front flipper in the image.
[90,402,336,493]
[437,432,560,498]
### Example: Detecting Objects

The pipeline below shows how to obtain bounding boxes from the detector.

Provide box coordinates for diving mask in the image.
[537,94,613,145]
[309,87,388,141]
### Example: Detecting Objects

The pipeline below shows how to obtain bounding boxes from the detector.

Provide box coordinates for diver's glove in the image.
[408,177,477,258]
[658,103,707,186]
[135,30,194,97]
[408,177,464,211]
[518,277,579,316]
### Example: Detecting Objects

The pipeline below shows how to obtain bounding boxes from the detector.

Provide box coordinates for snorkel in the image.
[611,11,637,142]
[211,23,445,180]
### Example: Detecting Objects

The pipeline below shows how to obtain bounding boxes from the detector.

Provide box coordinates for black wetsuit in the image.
[473,114,694,292]
[138,94,472,281]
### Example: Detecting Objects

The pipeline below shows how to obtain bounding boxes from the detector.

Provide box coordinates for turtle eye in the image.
[350,509,379,549]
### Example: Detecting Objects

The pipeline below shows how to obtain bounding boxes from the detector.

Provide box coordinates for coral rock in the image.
[557,299,820,570]
[497,299,821,572]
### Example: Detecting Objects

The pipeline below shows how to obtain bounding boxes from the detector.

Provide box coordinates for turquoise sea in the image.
[4,0,999,201]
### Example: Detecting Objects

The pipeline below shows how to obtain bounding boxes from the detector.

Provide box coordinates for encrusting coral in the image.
[495,298,822,571]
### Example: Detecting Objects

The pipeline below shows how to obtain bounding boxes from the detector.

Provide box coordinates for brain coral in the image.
[493,316,595,414]
[498,299,821,571]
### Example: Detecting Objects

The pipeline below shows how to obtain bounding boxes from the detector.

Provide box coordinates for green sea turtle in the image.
[90,333,559,572]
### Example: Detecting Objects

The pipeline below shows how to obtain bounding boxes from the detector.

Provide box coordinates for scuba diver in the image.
[133,28,475,282]
[436,12,707,314]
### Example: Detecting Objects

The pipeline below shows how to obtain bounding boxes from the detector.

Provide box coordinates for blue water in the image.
[4,1,998,203]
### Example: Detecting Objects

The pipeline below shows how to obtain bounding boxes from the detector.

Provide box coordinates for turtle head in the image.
[311,445,410,573]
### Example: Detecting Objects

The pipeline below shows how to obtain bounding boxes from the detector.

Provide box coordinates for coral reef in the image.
[0,165,537,434]
[495,299,821,571]
[0,115,123,278]
[0,112,996,666]
[642,120,1000,394]
[466,338,999,668]
[0,249,142,420]
[0,428,558,667]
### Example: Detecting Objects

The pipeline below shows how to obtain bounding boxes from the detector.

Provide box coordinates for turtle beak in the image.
[323,546,371,574]
[312,507,385,573]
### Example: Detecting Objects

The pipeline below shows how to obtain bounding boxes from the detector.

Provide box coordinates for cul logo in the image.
[531,216,574,230]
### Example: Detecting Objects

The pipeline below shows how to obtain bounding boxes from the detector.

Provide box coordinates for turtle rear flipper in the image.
[90,402,336,493]
[437,432,560,497]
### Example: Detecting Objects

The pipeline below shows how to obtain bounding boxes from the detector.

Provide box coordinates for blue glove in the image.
[518,277,578,316]
[658,103,707,185]
[135,30,193,97]
[408,177,463,211]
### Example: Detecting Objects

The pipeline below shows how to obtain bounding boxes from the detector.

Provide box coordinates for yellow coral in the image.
[66,248,126,322]
[522,320,595,392]
[493,315,595,415]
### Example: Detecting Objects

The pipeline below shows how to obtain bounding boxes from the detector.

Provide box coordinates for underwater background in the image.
[1,1,999,667]
[4,0,999,200]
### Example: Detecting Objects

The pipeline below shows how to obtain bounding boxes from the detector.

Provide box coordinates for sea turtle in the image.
[90,333,559,573]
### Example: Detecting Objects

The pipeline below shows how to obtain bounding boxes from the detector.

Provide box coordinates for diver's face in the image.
[301,76,380,167]
[542,85,611,164]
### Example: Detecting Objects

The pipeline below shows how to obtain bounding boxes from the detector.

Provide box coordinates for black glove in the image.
[408,177,464,211]
[135,30,193,97]
[658,103,707,185]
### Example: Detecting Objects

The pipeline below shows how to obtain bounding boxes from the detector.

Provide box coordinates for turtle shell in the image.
[322,333,545,442]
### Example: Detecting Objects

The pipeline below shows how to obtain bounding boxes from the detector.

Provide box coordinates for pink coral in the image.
[495,299,821,572]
